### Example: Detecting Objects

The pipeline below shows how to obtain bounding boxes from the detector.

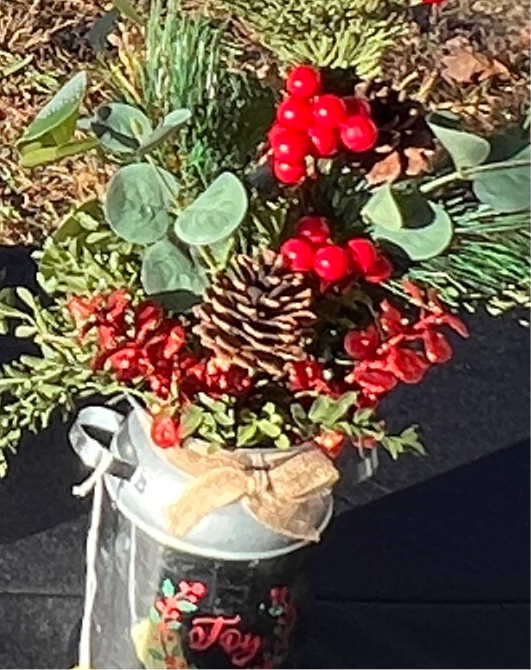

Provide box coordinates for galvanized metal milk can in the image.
[69,399,377,669]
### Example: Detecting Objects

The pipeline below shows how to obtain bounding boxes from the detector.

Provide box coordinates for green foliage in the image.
[174,172,248,246]
[372,204,454,261]
[363,180,454,261]
[139,109,192,156]
[389,202,531,315]
[0,294,123,475]
[89,103,154,154]
[34,200,140,296]
[18,71,87,160]
[104,164,180,244]
[141,239,208,297]
[472,146,530,214]
[218,0,409,76]
[130,1,275,194]
[427,114,491,170]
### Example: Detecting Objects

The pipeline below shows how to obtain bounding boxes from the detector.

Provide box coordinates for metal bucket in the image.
[69,401,378,669]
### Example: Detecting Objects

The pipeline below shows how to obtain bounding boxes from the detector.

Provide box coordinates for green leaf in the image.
[290,403,309,429]
[161,578,175,598]
[275,434,291,450]
[427,115,490,170]
[141,238,208,296]
[354,408,374,424]
[258,419,282,438]
[174,172,248,246]
[19,71,87,146]
[139,109,192,155]
[176,599,197,613]
[149,606,161,623]
[149,649,164,661]
[372,204,454,261]
[207,235,236,269]
[362,183,403,231]
[19,138,99,168]
[180,404,204,438]
[308,396,332,424]
[168,620,182,630]
[16,288,37,311]
[104,164,179,244]
[91,103,153,154]
[472,147,531,213]
[362,182,434,231]
[14,325,37,338]
[237,423,257,447]
[111,0,145,25]
[325,391,358,425]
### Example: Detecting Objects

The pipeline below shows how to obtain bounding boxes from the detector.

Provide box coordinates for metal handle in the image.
[69,405,136,480]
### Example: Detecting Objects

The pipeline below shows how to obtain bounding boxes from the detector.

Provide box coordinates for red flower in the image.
[314,431,345,458]
[423,329,453,364]
[178,581,207,604]
[349,368,398,396]
[386,347,429,384]
[344,324,380,360]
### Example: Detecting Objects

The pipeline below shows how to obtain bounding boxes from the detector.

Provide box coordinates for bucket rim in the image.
[103,473,334,562]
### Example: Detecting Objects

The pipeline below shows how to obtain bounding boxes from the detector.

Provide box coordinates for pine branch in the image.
[388,204,531,315]
[215,0,410,76]
[122,0,275,195]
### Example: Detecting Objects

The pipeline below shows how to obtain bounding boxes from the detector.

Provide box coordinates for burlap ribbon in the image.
[160,445,339,543]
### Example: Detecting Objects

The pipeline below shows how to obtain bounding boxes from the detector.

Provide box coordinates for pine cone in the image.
[193,250,316,377]
[354,81,436,186]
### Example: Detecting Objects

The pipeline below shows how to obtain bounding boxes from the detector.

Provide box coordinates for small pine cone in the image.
[193,250,316,378]
[354,81,436,185]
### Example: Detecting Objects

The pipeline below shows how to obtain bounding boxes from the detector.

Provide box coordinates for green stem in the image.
[420,158,531,195]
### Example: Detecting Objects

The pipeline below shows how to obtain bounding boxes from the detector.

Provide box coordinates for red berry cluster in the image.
[344,283,469,402]
[269,65,378,184]
[68,290,252,448]
[280,216,392,284]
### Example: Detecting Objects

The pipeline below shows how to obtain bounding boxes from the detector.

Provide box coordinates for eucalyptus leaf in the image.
[362,182,434,231]
[139,109,192,155]
[105,164,178,244]
[141,238,208,296]
[237,423,257,447]
[472,146,531,213]
[362,183,403,231]
[174,172,248,246]
[20,71,87,145]
[180,405,204,438]
[308,396,332,424]
[427,115,490,170]
[19,138,99,168]
[92,103,152,154]
[372,204,454,261]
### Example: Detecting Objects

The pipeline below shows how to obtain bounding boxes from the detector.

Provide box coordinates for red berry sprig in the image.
[280,215,393,286]
[268,65,379,185]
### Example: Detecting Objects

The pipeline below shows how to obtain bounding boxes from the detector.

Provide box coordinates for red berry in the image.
[312,95,347,129]
[276,97,313,130]
[313,245,350,281]
[286,65,321,98]
[346,239,378,273]
[295,216,331,245]
[272,130,311,164]
[268,123,288,146]
[344,96,371,117]
[280,238,315,271]
[151,414,179,449]
[365,256,393,284]
[340,115,378,152]
[273,159,306,184]
[307,125,339,157]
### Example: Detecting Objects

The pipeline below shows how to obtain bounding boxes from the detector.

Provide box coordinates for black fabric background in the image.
[0,247,529,669]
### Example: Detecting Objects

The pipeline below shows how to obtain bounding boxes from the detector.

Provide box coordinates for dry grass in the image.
[383,0,530,135]
[0,0,112,245]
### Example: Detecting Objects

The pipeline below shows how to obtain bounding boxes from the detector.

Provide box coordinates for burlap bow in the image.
[160,445,339,542]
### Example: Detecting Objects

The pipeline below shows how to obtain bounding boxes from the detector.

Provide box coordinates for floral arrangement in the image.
[0,0,528,478]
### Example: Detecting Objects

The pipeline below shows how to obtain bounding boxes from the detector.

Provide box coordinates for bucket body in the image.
[70,402,378,668]
[90,486,309,669]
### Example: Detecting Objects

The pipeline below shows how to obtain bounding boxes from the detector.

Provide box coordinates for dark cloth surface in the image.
[0,246,529,669]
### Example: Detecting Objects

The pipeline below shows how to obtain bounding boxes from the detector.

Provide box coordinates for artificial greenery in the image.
[0,289,123,474]
[115,0,275,194]
[216,0,409,76]
[180,389,424,458]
